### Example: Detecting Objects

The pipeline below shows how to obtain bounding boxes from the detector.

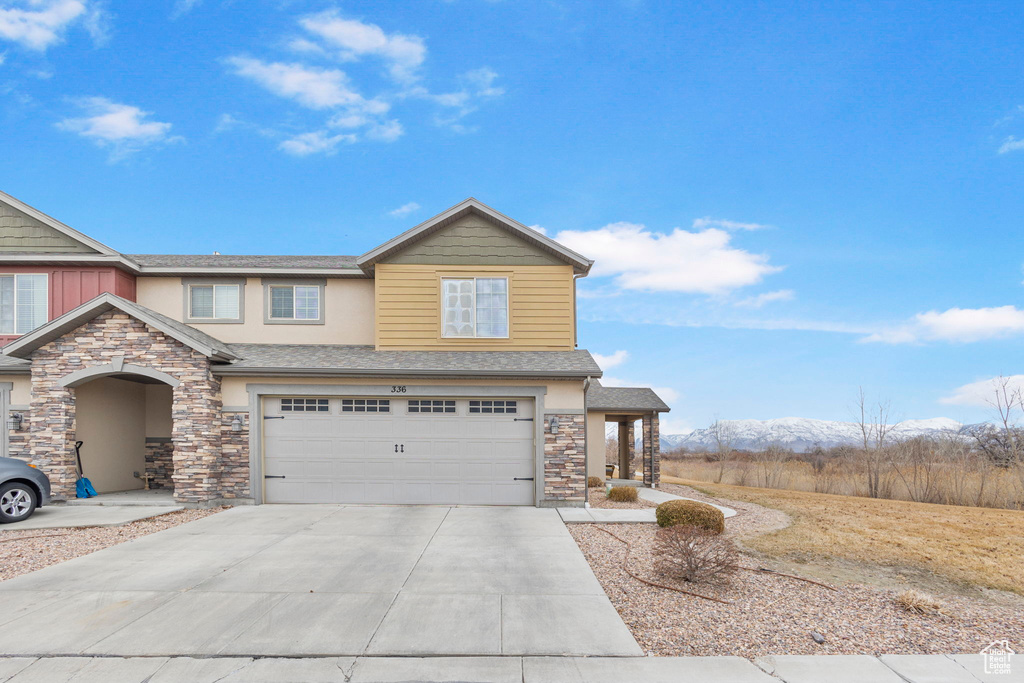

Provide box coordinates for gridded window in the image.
[341,399,391,413]
[441,277,508,338]
[269,285,321,321]
[408,399,457,414]
[280,398,329,412]
[469,400,518,414]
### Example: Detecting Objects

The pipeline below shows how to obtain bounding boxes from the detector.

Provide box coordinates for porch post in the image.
[617,421,630,479]
[627,421,635,477]
[642,412,661,488]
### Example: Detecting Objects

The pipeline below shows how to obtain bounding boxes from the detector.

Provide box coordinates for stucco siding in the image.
[385,215,564,266]
[0,200,98,253]
[220,375,585,410]
[586,410,608,479]
[135,276,375,344]
[75,377,148,493]
[1,375,31,405]
[375,263,575,351]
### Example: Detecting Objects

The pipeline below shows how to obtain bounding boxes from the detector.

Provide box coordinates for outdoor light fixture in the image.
[6,413,23,431]
[549,416,560,434]
[230,416,243,432]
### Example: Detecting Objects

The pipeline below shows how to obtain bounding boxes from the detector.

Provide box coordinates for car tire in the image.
[0,482,37,523]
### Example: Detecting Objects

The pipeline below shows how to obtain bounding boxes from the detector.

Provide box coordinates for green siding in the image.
[384,215,563,266]
[0,200,98,253]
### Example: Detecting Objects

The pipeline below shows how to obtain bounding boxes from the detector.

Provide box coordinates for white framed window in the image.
[341,399,390,413]
[280,398,329,412]
[0,274,47,335]
[188,284,240,320]
[408,399,456,414]
[469,400,518,415]
[265,283,323,324]
[442,277,508,338]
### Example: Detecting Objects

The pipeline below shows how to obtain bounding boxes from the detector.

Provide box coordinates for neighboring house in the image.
[0,191,667,507]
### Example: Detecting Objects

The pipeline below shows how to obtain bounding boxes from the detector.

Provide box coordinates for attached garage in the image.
[261,394,537,505]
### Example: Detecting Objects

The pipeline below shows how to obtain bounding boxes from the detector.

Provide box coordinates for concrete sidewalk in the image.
[0,654,1013,682]
[2,504,183,530]
[559,487,737,523]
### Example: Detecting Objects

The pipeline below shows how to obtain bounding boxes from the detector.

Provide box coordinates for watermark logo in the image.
[981,640,1015,676]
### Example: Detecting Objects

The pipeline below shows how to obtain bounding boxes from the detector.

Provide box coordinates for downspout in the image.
[583,375,591,507]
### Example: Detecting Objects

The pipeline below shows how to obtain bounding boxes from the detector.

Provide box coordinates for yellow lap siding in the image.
[374,263,576,350]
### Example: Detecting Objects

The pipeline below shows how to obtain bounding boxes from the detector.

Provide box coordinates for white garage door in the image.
[262,396,536,505]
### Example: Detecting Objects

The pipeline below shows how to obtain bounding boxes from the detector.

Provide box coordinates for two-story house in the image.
[0,192,668,507]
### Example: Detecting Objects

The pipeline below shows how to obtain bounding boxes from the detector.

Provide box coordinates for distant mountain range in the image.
[647,417,971,453]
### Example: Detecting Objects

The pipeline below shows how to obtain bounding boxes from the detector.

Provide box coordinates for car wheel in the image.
[0,482,37,523]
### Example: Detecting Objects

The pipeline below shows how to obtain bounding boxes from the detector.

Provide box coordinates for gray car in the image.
[0,458,51,524]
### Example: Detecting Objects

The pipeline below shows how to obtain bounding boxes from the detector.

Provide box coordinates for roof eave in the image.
[136,267,367,277]
[212,366,600,379]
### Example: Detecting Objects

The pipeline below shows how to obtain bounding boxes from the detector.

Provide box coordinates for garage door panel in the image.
[263,396,535,505]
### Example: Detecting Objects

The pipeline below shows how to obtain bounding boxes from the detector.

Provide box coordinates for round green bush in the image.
[587,476,604,488]
[606,486,639,502]
[655,499,725,534]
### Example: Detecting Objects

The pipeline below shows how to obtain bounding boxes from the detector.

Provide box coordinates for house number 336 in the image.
[391,386,407,393]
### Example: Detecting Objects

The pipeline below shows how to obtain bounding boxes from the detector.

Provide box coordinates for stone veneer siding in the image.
[642,413,661,487]
[144,439,174,489]
[7,428,29,461]
[28,310,225,503]
[220,411,250,499]
[627,421,636,477]
[542,413,586,505]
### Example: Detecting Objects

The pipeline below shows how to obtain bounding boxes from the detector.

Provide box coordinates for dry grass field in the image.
[661,475,1024,595]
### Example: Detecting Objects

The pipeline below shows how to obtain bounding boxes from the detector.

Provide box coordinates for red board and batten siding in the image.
[0,266,136,346]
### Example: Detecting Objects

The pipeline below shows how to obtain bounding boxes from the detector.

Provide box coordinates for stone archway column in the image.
[28,364,78,500]
[170,360,224,504]
[642,412,661,488]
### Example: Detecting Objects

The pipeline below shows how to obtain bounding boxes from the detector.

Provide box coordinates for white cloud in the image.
[299,10,425,83]
[0,0,94,50]
[592,350,629,370]
[278,130,353,156]
[735,289,795,308]
[388,201,420,217]
[940,375,1024,407]
[528,224,547,235]
[171,0,202,19]
[998,136,1024,154]
[366,118,403,142]
[57,97,179,159]
[864,306,1024,344]
[554,222,782,294]
[401,66,504,130]
[602,376,680,402]
[227,57,364,110]
[692,217,771,231]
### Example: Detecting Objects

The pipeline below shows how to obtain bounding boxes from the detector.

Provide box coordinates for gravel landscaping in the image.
[0,507,224,582]
[588,487,658,510]
[569,484,1024,657]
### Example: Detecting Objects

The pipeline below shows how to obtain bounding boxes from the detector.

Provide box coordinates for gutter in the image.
[212,366,600,380]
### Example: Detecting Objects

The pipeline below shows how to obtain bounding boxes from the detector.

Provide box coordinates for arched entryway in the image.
[61,362,178,496]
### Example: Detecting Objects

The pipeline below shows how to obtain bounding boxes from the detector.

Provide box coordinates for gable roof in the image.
[587,380,671,413]
[0,190,122,258]
[357,198,594,275]
[1,293,238,362]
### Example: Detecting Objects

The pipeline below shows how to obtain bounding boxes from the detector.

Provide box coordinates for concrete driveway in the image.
[0,505,641,658]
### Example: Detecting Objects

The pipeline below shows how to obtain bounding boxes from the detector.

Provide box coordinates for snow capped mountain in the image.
[657,417,967,453]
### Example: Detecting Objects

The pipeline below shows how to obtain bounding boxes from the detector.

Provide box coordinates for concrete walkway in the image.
[558,487,736,523]
[65,490,179,507]
[0,505,639,658]
[0,654,1012,682]
[2,504,183,530]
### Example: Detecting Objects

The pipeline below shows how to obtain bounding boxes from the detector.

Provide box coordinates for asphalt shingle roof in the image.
[218,344,602,379]
[0,354,29,372]
[127,254,360,269]
[586,379,670,413]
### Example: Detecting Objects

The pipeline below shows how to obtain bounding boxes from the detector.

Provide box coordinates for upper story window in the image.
[183,279,244,324]
[0,274,47,335]
[442,277,508,338]
[263,279,325,325]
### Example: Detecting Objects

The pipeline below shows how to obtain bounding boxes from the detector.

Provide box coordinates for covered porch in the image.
[585,380,670,488]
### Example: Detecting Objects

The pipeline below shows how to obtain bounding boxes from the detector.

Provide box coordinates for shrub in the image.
[606,486,639,502]
[894,589,948,616]
[656,499,725,533]
[654,525,738,583]
[587,476,604,488]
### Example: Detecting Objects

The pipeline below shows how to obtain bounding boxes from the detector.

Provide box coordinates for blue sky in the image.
[1,0,1023,433]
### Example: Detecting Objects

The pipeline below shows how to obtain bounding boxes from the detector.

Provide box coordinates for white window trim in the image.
[440,276,510,340]
[0,273,48,336]
[407,399,459,415]
[262,279,325,325]
[182,278,245,324]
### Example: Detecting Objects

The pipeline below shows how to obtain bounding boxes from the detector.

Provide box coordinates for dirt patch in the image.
[589,488,658,510]
[0,507,224,582]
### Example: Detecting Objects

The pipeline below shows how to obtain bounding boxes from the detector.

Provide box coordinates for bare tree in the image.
[855,387,894,498]
[707,417,735,483]
[969,376,1024,467]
